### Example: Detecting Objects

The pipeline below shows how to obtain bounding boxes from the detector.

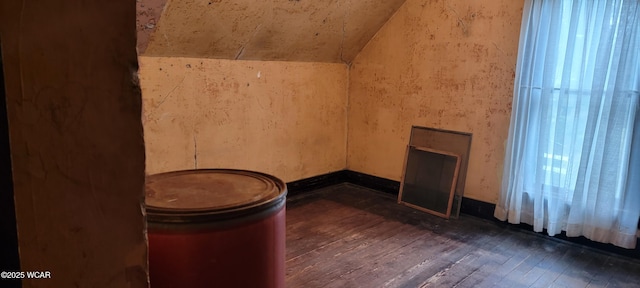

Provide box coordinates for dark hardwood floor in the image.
[285,184,640,288]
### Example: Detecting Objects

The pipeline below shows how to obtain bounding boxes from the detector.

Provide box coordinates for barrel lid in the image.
[145,169,285,214]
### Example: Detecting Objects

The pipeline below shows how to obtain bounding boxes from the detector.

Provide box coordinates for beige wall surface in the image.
[140,57,348,182]
[348,0,524,203]
[140,0,406,63]
[0,0,148,287]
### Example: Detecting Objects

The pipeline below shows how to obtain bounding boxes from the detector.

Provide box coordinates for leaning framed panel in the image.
[398,145,461,219]
[408,126,472,219]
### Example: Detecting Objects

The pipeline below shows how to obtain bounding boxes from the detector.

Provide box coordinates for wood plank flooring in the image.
[285,184,640,288]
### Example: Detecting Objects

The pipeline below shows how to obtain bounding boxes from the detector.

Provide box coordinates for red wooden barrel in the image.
[145,169,287,288]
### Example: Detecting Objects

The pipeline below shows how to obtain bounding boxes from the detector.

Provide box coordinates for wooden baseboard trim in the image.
[342,170,400,195]
[288,170,496,219]
[286,170,348,196]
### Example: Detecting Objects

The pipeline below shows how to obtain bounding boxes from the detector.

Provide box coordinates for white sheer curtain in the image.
[495,0,640,249]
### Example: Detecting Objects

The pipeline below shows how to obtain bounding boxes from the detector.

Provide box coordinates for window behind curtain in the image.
[495,0,639,249]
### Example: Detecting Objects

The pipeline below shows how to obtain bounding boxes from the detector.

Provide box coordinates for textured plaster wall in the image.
[348,0,524,203]
[140,0,406,63]
[140,57,347,182]
[0,0,148,287]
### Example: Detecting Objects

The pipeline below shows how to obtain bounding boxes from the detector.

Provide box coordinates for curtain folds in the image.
[495,0,640,249]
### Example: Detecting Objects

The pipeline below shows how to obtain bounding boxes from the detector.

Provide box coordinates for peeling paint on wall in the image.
[347,0,524,203]
[136,0,168,54]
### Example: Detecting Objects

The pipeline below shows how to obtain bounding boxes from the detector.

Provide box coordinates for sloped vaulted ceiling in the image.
[137,0,407,63]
